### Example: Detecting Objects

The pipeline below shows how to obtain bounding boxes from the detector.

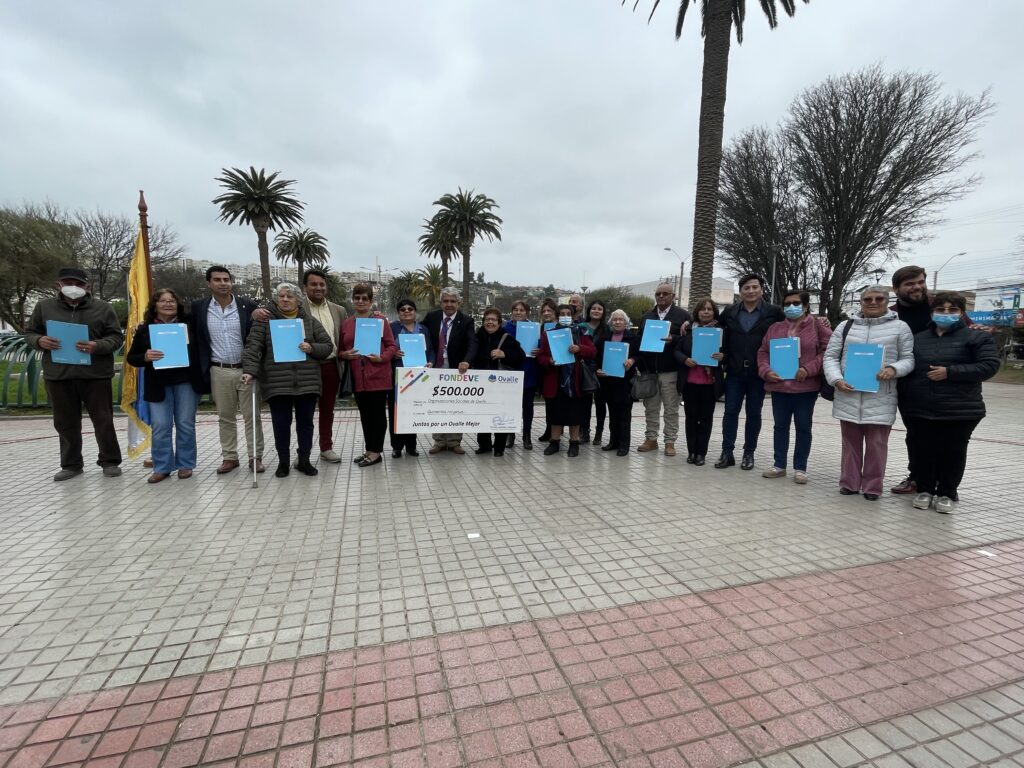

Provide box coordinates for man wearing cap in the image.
[24,268,124,480]
[191,265,265,474]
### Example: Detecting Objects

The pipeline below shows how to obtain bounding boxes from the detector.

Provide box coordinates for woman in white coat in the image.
[824,285,915,500]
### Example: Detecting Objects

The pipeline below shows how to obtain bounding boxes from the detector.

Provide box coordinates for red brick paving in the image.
[1,541,1023,767]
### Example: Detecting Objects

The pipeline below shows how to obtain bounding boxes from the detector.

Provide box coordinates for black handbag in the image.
[819,320,852,402]
[579,362,600,393]
[630,372,658,400]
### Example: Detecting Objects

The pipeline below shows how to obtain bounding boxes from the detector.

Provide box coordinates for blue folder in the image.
[398,333,427,368]
[150,323,190,370]
[602,342,629,378]
[640,320,670,353]
[515,321,541,357]
[844,343,885,393]
[269,319,307,363]
[546,328,575,366]
[353,317,384,357]
[46,320,90,365]
[769,337,801,380]
[543,321,557,332]
[690,327,722,367]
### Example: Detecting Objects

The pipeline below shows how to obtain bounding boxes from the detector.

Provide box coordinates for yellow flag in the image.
[121,229,152,458]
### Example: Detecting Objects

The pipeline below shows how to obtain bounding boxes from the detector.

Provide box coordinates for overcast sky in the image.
[2,0,1022,293]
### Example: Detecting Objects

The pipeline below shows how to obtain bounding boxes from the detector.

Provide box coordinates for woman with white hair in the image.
[823,284,915,500]
[242,283,334,478]
[595,309,639,456]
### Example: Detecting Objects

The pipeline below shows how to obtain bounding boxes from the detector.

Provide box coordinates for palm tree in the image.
[417,219,458,289]
[416,264,445,308]
[632,0,807,304]
[273,228,329,283]
[426,188,502,313]
[212,166,305,298]
[388,269,421,307]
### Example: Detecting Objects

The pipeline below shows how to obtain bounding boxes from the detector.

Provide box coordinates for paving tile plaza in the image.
[0,382,1021,767]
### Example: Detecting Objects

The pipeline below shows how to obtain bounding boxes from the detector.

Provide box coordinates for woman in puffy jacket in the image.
[823,285,915,500]
[473,307,526,456]
[899,291,999,514]
[242,283,333,478]
[339,283,397,468]
[756,288,832,484]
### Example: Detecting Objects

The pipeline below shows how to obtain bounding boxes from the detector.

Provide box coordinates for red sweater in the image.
[536,330,596,398]
[340,314,397,392]
[756,315,832,394]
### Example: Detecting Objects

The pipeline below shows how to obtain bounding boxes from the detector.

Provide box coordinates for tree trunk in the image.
[687,0,733,308]
[296,256,305,284]
[441,253,449,288]
[461,243,472,315]
[253,216,272,299]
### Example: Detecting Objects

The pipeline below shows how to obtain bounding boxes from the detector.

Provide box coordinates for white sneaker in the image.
[912,492,934,510]
[793,471,808,485]
[762,467,786,478]
[934,496,957,514]
[320,450,342,463]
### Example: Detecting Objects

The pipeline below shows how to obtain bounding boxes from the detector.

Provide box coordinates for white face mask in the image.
[60,285,87,301]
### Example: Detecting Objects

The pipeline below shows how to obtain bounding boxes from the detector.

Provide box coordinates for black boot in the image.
[539,427,551,443]
[593,428,603,446]
[522,434,533,450]
[507,435,516,447]
[601,442,618,452]
[741,453,755,471]
[694,455,706,466]
[296,454,318,476]
[579,431,590,445]
[567,441,580,457]
[275,457,290,478]
[543,440,560,456]
[714,452,735,469]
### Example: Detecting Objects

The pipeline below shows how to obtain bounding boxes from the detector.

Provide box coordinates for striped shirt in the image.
[207,296,243,364]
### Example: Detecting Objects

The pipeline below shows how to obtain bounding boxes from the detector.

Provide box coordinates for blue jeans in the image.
[771,391,818,471]
[148,382,199,474]
[721,371,766,456]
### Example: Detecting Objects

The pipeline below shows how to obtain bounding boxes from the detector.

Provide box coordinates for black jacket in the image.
[126,320,204,402]
[719,300,785,375]
[900,322,1000,421]
[422,309,477,369]
[637,305,692,374]
[190,295,260,394]
[471,328,525,371]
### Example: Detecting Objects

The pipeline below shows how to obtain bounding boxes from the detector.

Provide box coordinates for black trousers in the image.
[582,389,608,436]
[355,390,389,453]
[602,380,633,449]
[522,385,537,437]
[268,394,317,460]
[682,382,717,456]
[46,378,122,470]
[905,416,981,499]
[476,433,509,451]
[387,388,418,452]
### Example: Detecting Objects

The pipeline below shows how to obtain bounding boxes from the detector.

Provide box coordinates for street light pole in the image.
[664,247,684,304]
[933,251,967,291]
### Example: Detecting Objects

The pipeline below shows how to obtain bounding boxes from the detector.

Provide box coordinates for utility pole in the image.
[933,251,966,291]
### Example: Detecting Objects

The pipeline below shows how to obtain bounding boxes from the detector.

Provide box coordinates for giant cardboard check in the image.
[394,367,524,433]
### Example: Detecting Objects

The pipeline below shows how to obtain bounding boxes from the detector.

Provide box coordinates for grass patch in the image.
[994,361,1024,384]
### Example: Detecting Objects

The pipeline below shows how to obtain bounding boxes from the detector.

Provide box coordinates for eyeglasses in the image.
[353,295,370,302]
[398,306,414,312]
[654,292,672,297]
[861,297,887,304]
[782,301,804,307]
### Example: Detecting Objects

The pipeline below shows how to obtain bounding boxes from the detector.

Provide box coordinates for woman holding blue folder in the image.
[595,309,638,456]
[242,283,334,478]
[503,300,541,449]
[756,289,832,484]
[823,285,915,501]
[127,289,204,483]
[673,298,724,465]
[536,304,596,457]
[388,298,434,458]
[339,283,397,468]
[473,307,526,456]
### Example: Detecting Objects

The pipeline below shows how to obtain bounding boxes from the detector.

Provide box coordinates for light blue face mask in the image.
[783,305,805,320]
[558,316,573,326]
[932,313,960,328]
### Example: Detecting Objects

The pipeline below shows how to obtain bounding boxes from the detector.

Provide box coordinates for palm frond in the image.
[212,166,305,230]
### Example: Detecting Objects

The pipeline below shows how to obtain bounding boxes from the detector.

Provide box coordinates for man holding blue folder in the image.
[636,283,691,456]
[24,268,124,481]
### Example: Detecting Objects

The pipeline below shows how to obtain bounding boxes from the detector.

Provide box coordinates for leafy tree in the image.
[632,0,808,302]
[0,205,80,330]
[622,295,654,326]
[586,285,643,314]
[273,227,329,283]
[425,188,502,313]
[212,166,305,299]
[151,264,209,306]
[417,217,458,289]
[388,270,421,308]
[416,264,445,308]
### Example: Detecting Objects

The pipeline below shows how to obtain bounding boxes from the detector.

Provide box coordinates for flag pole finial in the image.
[137,190,153,291]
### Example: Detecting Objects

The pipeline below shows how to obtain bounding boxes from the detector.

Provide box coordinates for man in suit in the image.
[636,283,692,457]
[422,287,477,454]
[191,265,265,474]
[301,269,348,463]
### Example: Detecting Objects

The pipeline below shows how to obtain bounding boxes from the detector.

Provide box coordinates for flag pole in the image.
[138,190,153,292]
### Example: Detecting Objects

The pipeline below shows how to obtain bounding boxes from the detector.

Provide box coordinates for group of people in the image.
[25,263,1000,513]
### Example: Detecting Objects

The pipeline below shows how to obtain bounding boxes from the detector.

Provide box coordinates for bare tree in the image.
[785,66,992,320]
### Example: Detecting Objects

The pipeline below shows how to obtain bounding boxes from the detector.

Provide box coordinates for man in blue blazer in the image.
[190,265,265,474]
